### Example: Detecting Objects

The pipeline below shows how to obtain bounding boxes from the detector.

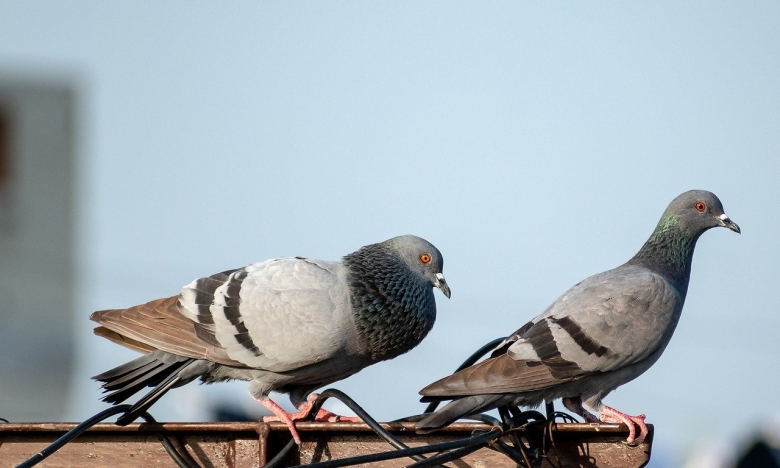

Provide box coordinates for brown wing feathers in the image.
[421,353,576,398]
[91,295,243,367]
[93,327,156,354]
[421,318,589,399]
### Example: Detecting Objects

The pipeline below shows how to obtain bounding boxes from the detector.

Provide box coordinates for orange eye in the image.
[695,202,707,212]
[420,253,431,264]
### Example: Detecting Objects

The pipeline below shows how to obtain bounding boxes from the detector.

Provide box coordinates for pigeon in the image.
[91,235,450,444]
[416,190,739,444]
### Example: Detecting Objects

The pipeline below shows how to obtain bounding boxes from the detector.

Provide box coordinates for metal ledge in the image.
[0,421,652,467]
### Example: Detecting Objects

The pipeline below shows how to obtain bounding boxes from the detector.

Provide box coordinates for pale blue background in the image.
[2,2,778,466]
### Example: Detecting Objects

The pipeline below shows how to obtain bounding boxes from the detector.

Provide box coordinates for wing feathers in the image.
[179,269,238,326]
[94,327,156,354]
[91,296,243,367]
[420,353,578,398]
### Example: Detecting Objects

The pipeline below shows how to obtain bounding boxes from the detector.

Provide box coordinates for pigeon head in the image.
[629,190,739,295]
[662,190,740,237]
[384,235,450,298]
[343,235,448,361]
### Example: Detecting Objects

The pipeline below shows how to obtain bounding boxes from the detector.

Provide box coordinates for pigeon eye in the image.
[420,253,431,264]
[694,202,707,212]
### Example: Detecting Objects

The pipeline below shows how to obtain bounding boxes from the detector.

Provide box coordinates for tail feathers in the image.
[94,349,189,382]
[101,360,185,404]
[93,350,197,424]
[101,360,164,391]
[115,367,189,425]
[415,394,505,431]
[93,353,159,382]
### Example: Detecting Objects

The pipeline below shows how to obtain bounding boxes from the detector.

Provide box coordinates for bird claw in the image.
[598,414,620,424]
[257,393,363,443]
[599,406,648,445]
[257,394,323,444]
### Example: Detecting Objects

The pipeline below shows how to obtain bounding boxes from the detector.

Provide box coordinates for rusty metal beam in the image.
[0,421,652,467]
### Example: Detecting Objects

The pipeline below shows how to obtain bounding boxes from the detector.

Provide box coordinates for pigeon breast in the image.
[344,243,437,362]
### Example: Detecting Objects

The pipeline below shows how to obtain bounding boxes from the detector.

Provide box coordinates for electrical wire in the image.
[285,427,503,468]
[14,405,196,468]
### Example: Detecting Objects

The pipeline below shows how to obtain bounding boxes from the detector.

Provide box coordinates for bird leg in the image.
[562,396,599,423]
[257,396,310,444]
[259,393,363,443]
[598,405,647,444]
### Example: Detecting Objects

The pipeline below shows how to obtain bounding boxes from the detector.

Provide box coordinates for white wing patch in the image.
[181,258,354,372]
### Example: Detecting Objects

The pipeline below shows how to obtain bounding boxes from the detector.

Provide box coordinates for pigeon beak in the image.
[717,213,741,234]
[434,273,451,299]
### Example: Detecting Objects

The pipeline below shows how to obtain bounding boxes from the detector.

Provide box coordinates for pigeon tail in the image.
[93,350,196,424]
[115,368,190,425]
[415,394,505,432]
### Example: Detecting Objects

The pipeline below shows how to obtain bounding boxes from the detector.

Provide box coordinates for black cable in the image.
[262,389,430,468]
[510,409,546,427]
[423,337,506,414]
[140,412,197,468]
[490,438,531,466]
[16,405,134,468]
[498,406,513,427]
[405,436,489,468]
[0,417,9,423]
[313,389,422,455]
[551,411,577,424]
[405,445,483,468]
[262,439,297,468]
[496,405,531,465]
[14,406,196,468]
[463,413,502,426]
[285,427,502,468]
[545,400,555,419]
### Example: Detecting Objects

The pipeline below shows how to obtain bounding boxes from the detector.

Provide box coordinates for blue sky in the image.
[1,2,778,466]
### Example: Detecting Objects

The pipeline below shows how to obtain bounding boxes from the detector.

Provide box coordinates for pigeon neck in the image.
[343,246,437,362]
[627,214,699,296]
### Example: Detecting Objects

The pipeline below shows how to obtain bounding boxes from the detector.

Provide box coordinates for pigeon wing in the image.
[177,257,354,372]
[421,265,683,397]
[91,295,243,366]
[93,257,354,373]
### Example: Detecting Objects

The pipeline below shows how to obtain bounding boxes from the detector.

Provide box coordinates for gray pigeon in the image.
[416,190,738,444]
[92,235,450,444]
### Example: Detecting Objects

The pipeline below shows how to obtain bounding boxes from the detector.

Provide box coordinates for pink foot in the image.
[257,394,320,444]
[599,406,648,444]
[257,394,364,443]
[562,397,599,423]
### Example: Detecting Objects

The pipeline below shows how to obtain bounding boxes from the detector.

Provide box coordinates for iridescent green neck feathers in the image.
[627,214,699,295]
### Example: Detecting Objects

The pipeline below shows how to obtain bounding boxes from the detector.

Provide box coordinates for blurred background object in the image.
[734,441,780,468]
[0,79,77,421]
